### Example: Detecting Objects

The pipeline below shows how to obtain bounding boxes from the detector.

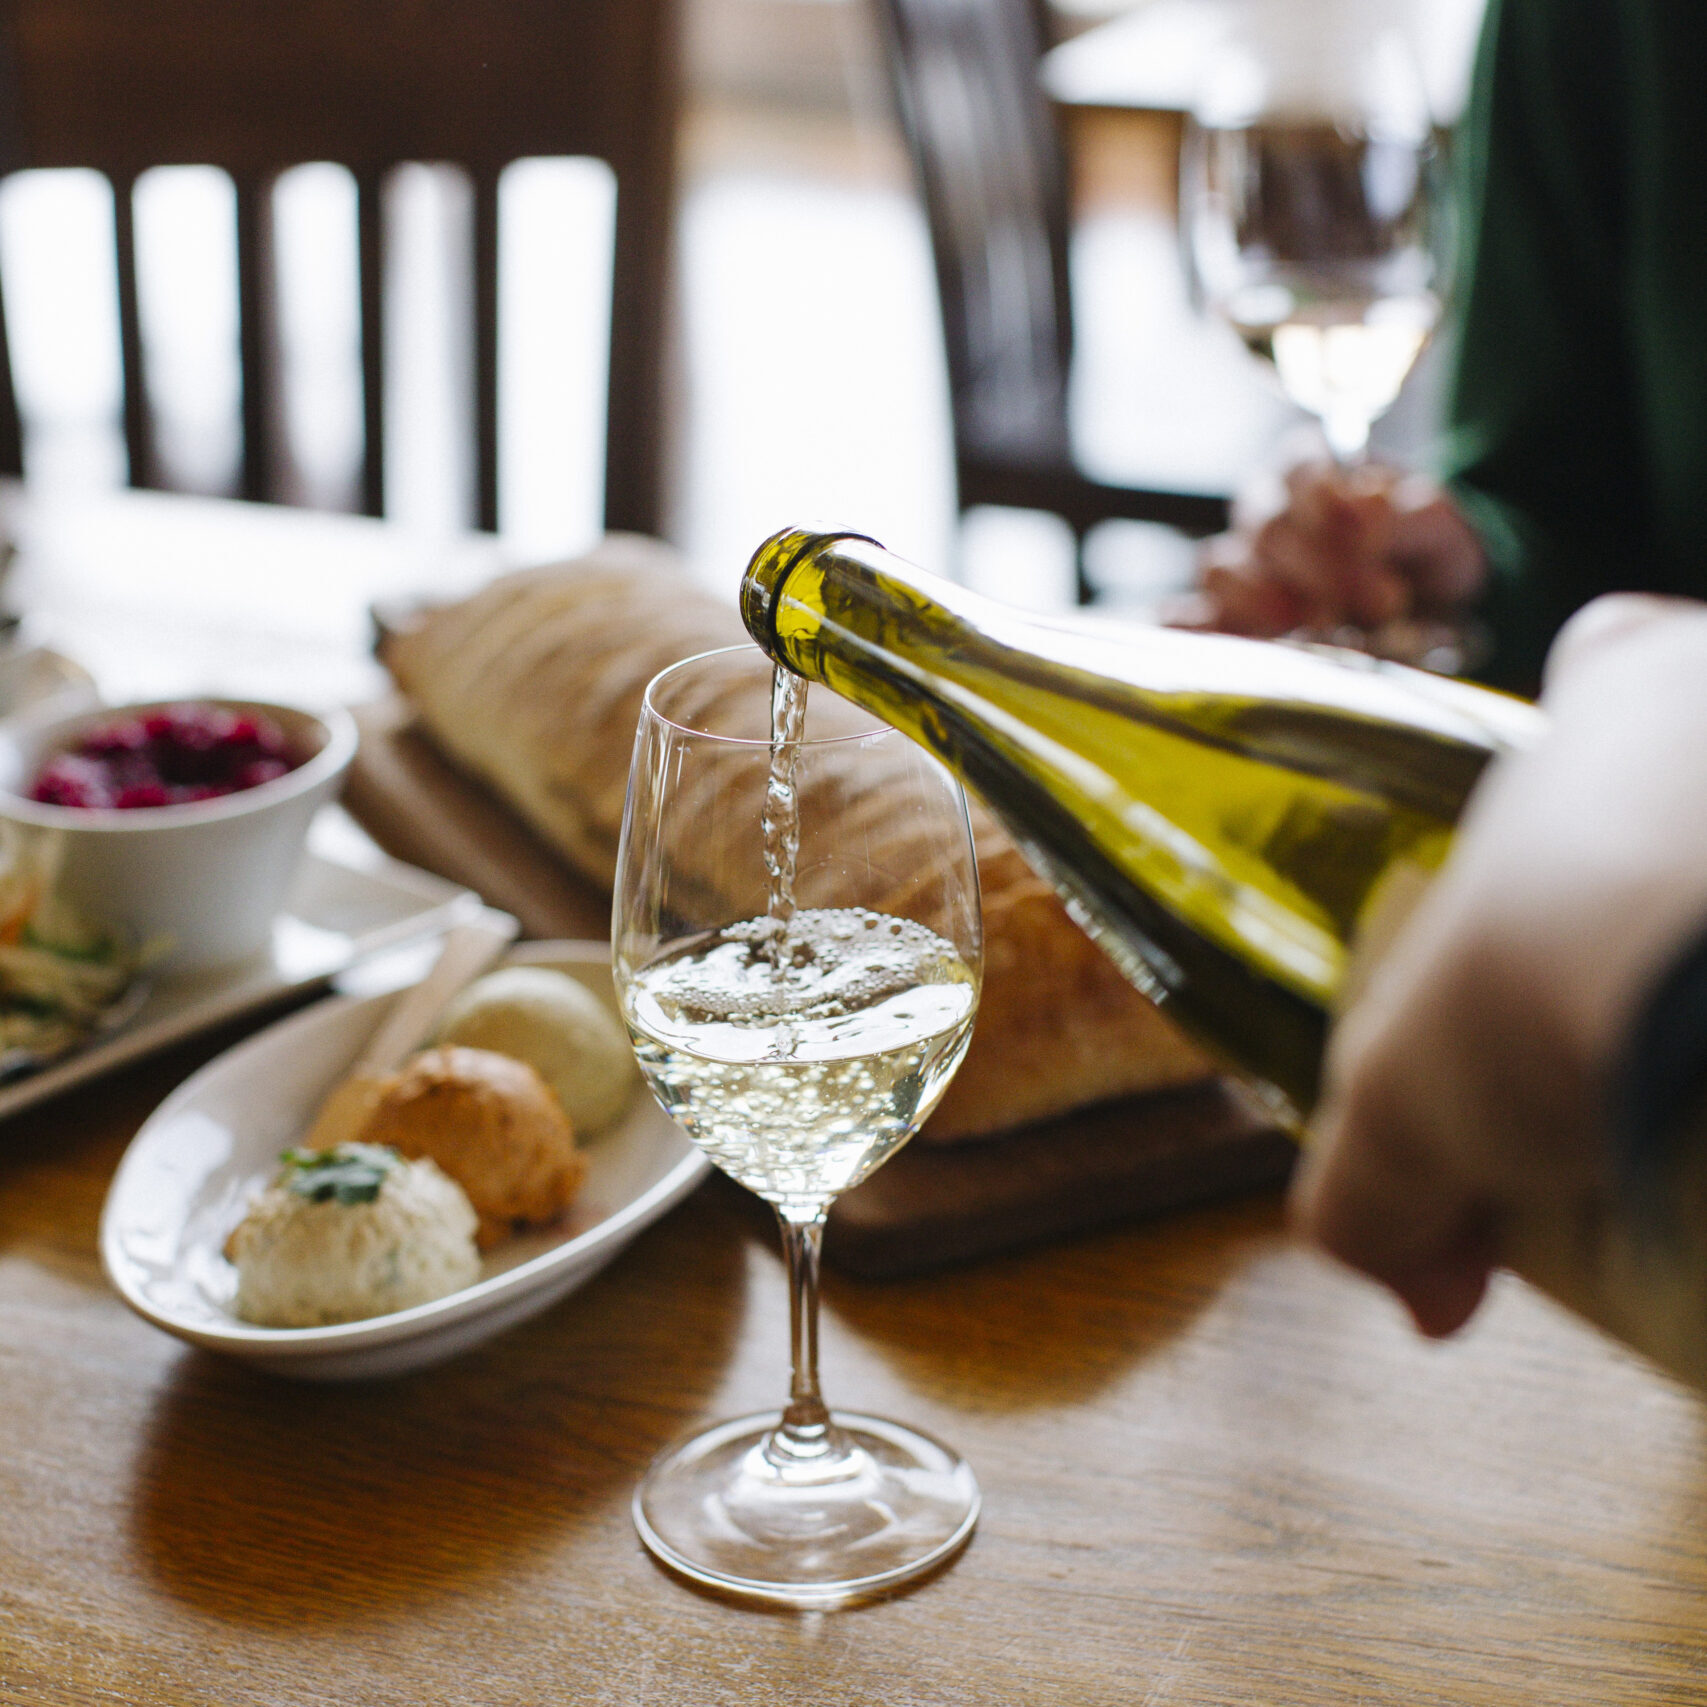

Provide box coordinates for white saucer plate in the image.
[0,826,478,1125]
[100,941,709,1380]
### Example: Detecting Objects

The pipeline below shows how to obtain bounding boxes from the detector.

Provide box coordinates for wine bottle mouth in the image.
[739,527,881,659]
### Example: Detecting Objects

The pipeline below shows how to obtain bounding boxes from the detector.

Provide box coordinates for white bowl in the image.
[0,643,98,726]
[99,941,709,1380]
[0,698,356,971]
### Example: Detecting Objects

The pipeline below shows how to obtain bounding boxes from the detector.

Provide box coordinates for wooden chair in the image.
[871,0,1230,600]
[0,0,679,533]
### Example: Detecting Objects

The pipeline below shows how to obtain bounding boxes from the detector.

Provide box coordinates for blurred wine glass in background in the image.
[1180,6,1445,465]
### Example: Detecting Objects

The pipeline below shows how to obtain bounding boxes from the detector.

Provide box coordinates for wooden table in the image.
[3,488,1707,1704]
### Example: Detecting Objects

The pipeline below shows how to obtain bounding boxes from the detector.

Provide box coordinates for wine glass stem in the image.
[1324,406,1373,465]
[768,1204,838,1464]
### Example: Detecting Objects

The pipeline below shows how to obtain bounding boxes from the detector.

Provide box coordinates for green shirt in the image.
[1445,0,1707,690]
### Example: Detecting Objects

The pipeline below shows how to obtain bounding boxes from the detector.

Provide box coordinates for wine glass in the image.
[1180,12,1474,667]
[1180,11,1445,466]
[612,644,984,1608]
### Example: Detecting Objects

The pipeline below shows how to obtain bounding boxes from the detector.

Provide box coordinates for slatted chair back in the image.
[0,0,679,532]
[872,0,1228,596]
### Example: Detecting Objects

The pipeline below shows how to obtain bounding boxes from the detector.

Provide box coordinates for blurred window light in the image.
[679,172,955,596]
[498,156,615,559]
[1082,517,1197,612]
[134,166,243,496]
[385,162,475,535]
[273,162,363,512]
[959,506,1077,611]
[0,168,125,490]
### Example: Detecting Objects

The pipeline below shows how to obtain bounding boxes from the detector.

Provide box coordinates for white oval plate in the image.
[99,941,709,1380]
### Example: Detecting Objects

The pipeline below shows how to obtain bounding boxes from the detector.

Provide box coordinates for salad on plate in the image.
[0,823,143,1078]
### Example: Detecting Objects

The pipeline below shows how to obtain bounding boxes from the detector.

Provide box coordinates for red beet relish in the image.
[29,704,301,810]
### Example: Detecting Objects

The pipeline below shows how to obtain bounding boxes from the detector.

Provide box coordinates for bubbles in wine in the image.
[623,909,977,1204]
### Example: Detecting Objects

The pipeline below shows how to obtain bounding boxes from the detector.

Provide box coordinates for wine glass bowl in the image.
[1181,19,1445,464]
[612,644,984,1607]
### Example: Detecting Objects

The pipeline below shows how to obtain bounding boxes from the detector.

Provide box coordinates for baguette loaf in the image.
[379,540,1214,1141]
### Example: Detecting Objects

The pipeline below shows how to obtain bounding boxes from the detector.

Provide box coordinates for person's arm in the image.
[1441,0,1651,693]
[1290,596,1707,1382]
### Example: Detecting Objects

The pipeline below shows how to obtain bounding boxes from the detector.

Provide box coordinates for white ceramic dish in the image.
[0,839,477,1124]
[0,697,358,970]
[100,941,709,1380]
[0,642,98,726]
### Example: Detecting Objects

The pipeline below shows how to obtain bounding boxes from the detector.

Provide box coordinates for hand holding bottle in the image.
[1184,459,1488,659]
[740,529,1707,1383]
[1293,595,1707,1376]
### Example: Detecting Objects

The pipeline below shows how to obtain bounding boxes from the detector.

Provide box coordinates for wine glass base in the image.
[633,1410,980,1609]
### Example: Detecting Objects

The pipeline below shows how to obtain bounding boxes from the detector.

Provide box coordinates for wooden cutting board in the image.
[343,695,1295,1278]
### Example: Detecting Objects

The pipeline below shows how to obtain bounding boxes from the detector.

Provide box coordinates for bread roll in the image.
[380,540,1214,1142]
[358,1046,586,1248]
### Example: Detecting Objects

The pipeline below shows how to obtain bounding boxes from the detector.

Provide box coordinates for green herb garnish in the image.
[279,1142,401,1206]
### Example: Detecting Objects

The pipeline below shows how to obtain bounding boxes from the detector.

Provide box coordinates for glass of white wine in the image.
[612,644,984,1608]
[1180,14,1445,465]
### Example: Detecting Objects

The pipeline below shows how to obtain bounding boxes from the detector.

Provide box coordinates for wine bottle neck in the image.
[740,527,881,663]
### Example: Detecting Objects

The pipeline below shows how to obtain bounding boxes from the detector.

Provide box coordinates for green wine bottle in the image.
[739,526,1545,1125]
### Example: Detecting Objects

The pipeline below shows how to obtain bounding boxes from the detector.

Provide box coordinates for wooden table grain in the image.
[1,488,1705,1705]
